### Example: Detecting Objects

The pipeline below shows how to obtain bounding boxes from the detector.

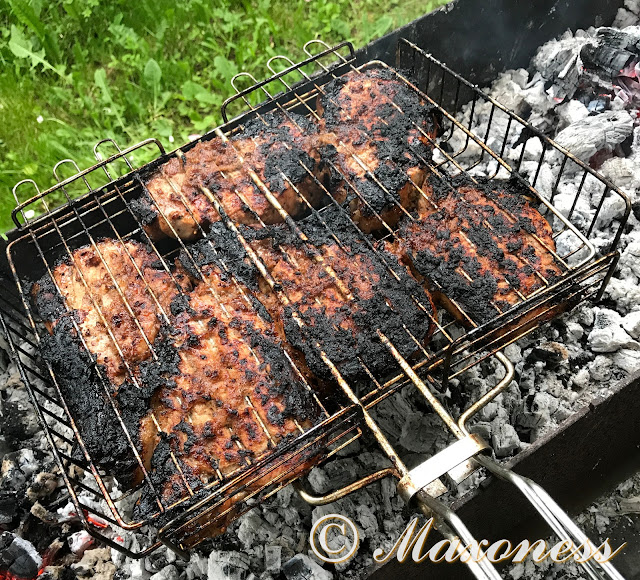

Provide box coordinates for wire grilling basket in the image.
[1,39,630,579]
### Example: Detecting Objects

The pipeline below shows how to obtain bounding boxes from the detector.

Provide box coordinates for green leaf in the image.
[8,25,55,73]
[181,80,218,105]
[375,15,394,36]
[144,58,162,92]
[94,67,111,101]
[144,58,162,114]
[213,55,237,81]
[8,25,38,63]
[6,0,61,63]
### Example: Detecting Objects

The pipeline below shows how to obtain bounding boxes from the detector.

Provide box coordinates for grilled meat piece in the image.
[316,67,440,233]
[395,174,564,324]
[134,251,321,514]
[135,111,327,240]
[197,211,436,381]
[33,238,322,507]
[32,240,180,386]
[31,240,181,485]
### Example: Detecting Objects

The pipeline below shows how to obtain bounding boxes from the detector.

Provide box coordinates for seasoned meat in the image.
[134,251,321,514]
[395,174,564,324]
[31,240,182,485]
[196,211,437,381]
[32,240,180,386]
[135,66,440,240]
[33,238,322,511]
[135,111,327,240]
[316,67,440,233]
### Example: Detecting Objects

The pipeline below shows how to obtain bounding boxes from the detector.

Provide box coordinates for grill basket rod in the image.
[2,38,630,579]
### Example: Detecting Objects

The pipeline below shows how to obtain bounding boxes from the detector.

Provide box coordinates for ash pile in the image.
[2,10,640,580]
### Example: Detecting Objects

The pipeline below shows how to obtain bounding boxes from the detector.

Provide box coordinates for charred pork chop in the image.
[316,67,440,233]
[195,211,437,381]
[31,240,182,484]
[135,111,327,240]
[395,174,564,324]
[32,240,179,386]
[134,248,322,516]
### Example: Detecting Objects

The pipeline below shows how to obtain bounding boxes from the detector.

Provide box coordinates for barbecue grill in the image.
[0,35,631,580]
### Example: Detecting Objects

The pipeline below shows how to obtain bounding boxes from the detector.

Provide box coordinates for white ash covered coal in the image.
[2,10,640,580]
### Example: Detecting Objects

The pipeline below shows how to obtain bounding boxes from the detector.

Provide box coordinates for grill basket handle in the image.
[476,455,625,580]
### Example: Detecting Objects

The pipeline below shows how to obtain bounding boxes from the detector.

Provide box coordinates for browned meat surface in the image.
[30,241,182,485]
[134,251,322,515]
[134,111,326,240]
[316,67,440,233]
[32,237,323,515]
[135,67,440,239]
[395,174,564,324]
[32,240,180,386]
[192,212,436,381]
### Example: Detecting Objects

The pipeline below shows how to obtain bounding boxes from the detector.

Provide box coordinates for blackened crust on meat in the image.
[278,259,433,381]
[131,254,323,520]
[244,323,319,423]
[426,173,535,215]
[319,141,426,217]
[39,317,141,486]
[315,68,440,231]
[264,147,316,195]
[140,110,327,241]
[411,248,500,324]
[179,222,260,290]
[114,382,157,452]
[170,294,196,317]
[215,208,436,381]
[132,435,183,520]
[239,207,344,249]
[241,112,320,196]
[29,275,65,322]
[240,111,318,140]
[130,189,159,227]
[319,67,440,139]
[137,333,181,391]
[401,172,563,324]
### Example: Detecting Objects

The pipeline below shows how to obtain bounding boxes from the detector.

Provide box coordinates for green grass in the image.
[0,0,450,234]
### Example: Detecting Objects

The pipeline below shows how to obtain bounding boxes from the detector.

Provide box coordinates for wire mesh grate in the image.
[0,39,629,556]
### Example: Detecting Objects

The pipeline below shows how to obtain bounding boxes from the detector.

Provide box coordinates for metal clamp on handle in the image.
[398,434,490,503]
